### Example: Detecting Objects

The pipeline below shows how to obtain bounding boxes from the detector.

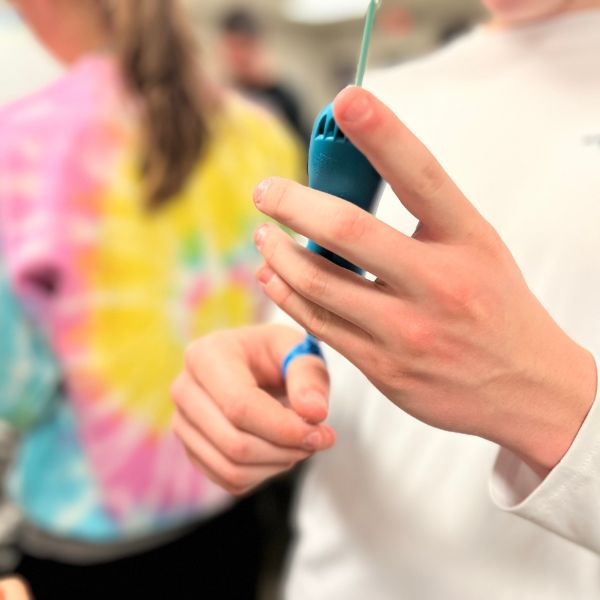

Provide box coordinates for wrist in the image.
[489,339,597,475]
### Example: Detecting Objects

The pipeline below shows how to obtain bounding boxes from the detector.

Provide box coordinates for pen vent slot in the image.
[333,126,346,142]
[316,115,327,137]
[325,117,336,138]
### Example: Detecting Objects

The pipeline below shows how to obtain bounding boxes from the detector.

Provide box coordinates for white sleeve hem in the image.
[489,352,600,553]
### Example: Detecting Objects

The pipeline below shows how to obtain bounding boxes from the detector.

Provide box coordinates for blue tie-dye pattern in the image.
[0,270,58,430]
[0,267,121,540]
[9,403,119,540]
[1,268,197,541]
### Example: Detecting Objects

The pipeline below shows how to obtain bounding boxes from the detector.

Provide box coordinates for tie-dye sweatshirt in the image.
[0,54,303,543]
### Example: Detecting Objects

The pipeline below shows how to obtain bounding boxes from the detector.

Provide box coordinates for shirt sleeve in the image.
[490,353,600,554]
[0,266,60,430]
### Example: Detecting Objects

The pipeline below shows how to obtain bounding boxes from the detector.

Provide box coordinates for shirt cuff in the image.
[489,353,600,552]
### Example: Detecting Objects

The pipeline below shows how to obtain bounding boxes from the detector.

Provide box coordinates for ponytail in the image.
[101,0,210,208]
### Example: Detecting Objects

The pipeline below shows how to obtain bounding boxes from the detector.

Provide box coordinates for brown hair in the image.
[100,0,210,208]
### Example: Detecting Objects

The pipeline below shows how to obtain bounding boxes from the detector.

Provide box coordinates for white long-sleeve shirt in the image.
[285,11,600,599]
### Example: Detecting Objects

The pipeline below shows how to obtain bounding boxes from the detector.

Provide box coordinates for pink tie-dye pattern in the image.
[0,55,229,523]
[0,58,114,301]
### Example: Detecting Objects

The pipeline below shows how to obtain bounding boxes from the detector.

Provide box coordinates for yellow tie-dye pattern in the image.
[82,97,304,432]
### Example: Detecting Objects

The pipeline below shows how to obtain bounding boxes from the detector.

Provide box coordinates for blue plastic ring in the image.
[282,335,325,379]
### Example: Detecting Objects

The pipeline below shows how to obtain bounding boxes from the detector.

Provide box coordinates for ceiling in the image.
[185,0,486,28]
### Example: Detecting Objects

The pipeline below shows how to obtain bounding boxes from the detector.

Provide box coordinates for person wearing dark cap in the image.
[219,7,308,142]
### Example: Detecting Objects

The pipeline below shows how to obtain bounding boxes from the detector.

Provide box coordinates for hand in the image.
[0,579,32,600]
[252,86,597,474]
[171,325,335,495]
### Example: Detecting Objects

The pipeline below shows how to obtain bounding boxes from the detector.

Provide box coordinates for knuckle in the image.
[434,274,491,325]
[268,276,295,310]
[224,399,249,427]
[402,317,437,355]
[225,436,251,464]
[439,280,473,314]
[170,375,185,406]
[304,307,329,339]
[172,384,194,416]
[222,463,249,491]
[299,264,328,298]
[274,420,302,445]
[288,451,307,466]
[281,462,298,474]
[330,205,368,243]
[183,447,203,470]
[374,355,402,385]
[172,415,185,442]
[184,337,214,372]
[266,177,291,218]
[463,288,497,325]
[415,157,446,200]
[261,228,281,265]
[228,485,251,497]
[426,265,476,318]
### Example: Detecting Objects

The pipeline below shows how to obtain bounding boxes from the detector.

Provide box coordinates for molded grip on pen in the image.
[307,103,383,274]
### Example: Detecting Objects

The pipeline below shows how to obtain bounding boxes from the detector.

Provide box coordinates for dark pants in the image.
[16,495,267,600]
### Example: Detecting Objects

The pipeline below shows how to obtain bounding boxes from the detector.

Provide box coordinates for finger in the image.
[259,268,379,370]
[173,412,301,496]
[285,353,331,424]
[0,580,31,600]
[183,341,335,451]
[333,86,485,242]
[253,178,426,286]
[256,225,404,331]
[173,372,314,465]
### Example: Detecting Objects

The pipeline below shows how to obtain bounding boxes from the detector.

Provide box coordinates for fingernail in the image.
[254,178,272,206]
[301,390,328,415]
[254,225,268,249]
[257,264,275,285]
[337,89,372,123]
[304,431,322,451]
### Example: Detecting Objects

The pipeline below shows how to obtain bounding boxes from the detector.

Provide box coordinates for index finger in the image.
[253,180,427,287]
[185,333,333,451]
[334,86,485,242]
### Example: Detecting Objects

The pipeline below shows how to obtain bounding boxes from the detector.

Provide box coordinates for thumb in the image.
[286,355,331,424]
[333,86,482,242]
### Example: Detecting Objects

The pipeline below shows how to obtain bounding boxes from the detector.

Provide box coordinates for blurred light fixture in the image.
[282,0,372,24]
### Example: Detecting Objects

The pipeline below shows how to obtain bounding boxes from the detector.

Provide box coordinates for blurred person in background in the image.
[218,7,309,142]
[174,0,600,599]
[0,2,61,105]
[0,0,303,599]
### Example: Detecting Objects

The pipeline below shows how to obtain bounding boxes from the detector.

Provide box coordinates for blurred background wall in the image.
[0,4,62,104]
[0,0,487,127]
[186,0,485,126]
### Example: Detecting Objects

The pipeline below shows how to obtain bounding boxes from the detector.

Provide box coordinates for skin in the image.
[173,0,600,495]
[172,325,334,495]
[0,579,31,600]
[10,1,224,113]
[485,0,600,26]
[10,0,108,64]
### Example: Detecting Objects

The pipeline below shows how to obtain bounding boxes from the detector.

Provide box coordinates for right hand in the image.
[171,324,336,495]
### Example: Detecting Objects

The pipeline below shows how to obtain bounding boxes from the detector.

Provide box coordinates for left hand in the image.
[0,579,31,600]
[252,86,597,474]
